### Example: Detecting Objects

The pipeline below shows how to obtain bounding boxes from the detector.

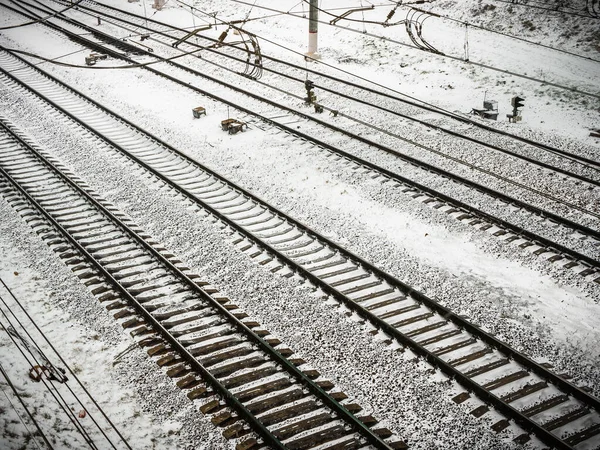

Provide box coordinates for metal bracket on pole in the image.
[329,6,374,25]
[171,24,212,48]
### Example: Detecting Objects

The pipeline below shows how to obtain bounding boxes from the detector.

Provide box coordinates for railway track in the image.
[56,0,600,194]
[0,47,599,449]
[1,1,599,285]
[0,117,405,450]
[75,0,600,177]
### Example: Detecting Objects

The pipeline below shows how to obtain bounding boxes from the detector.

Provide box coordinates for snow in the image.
[0,0,599,449]
[0,197,228,449]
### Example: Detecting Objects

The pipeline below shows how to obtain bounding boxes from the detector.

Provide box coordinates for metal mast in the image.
[306,0,320,59]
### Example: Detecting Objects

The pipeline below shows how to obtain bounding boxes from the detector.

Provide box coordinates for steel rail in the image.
[0,121,395,450]
[2,12,600,273]
[0,118,404,450]
[230,0,600,101]
[3,1,599,254]
[1,49,598,450]
[1,44,599,280]
[16,0,600,240]
[66,0,600,186]
[71,0,600,171]
[0,132,284,450]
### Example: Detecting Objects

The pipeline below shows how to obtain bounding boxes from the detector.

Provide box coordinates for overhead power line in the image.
[227,0,600,99]
[0,360,51,449]
[4,0,597,159]
[493,0,600,19]
[0,309,97,448]
[1,45,205,71]
[0,276,132,450]
[300,0,435,26]
[0,0,83,30]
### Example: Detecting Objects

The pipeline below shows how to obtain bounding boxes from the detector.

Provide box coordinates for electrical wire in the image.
[0,370,46,450]
[522,0,587,12]
[186,1,600,117]
[1,45,205,71]
[269,0,600,62]
[4,0,597,172]
[300,0,435,26]
[493,0,600,18]
[147,1,599,164]
[242,0,258,24]
[0,361,52,449]
[0,276,132,450]
[226,0,600,99]
[53,0,593,171]
[0,0,82,30]
[0,279,119,450]
[393,0,600,62]
[9,0,597,164]
[0,309,98,449]
[13,48,89,73]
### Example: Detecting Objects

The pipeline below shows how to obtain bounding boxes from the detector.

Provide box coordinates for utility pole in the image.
[306,0,320,60]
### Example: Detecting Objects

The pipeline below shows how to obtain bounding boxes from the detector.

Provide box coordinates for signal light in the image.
[511,96,525,109]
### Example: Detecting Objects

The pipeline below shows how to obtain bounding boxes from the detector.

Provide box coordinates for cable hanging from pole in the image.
[297,0,442,53]
[301,0,436,27]
[232,0,600,63]
[405,8,443,54]
[171,0,263,79]
[0,314,97,448]
[0,361,53,449]
[0,277,132,450]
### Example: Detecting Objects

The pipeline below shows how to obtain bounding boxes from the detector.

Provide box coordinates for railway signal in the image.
[511,95,525,110]
[304,79,316,105]
[508,95,525,123]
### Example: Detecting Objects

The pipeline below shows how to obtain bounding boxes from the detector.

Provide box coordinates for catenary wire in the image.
[0,388,43,450]
[31,0,600,214]
[0,0,82,30]
[168,0,599,167]
[0,276,133,450]
[44,0,597,171]
[0,310,98,449]
[493,0,600,19]
[10,0,596,169]
[227,0,600,99]
[0,360,53,449]
[1,45,205,71]
[375,0,600,62]
[84,0,600,175]
[0,278,119,450]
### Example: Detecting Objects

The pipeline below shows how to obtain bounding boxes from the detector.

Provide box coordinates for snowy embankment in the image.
[0,0,598,448]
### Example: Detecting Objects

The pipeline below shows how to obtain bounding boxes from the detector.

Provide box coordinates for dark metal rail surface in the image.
[1,0,599,288]
[0,118,402,450]
[0,45,599,450]
[73,0,600,178]
[6,0,600,240]
[34,0,600,227]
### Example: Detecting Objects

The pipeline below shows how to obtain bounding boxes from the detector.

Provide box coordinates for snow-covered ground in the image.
[0,0,599,448]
